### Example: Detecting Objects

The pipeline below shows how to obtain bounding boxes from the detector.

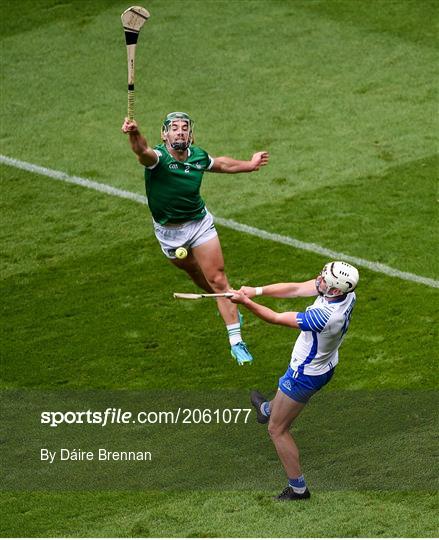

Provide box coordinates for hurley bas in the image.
[41,448,152,463]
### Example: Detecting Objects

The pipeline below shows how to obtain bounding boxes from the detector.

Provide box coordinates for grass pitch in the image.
[1,0,438,537]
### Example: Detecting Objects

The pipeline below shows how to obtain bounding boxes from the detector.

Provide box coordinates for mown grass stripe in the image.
[1,154,438,289]
[214,217,439,289]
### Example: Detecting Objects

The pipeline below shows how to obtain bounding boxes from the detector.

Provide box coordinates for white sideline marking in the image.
[1,154,438,289]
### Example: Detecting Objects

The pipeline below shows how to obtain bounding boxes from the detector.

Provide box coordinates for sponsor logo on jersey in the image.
[169,163,178,169]
[195,162,202,169]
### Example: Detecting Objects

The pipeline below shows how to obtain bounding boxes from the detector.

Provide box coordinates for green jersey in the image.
[144,144,213,225]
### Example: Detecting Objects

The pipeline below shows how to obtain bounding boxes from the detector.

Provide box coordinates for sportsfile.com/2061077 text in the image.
[40,408,253,428]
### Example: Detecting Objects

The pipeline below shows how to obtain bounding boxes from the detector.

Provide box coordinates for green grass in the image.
[236,154,439,278]
[1,0,438,537]
[2,169,438,392]
[1,491,438,537]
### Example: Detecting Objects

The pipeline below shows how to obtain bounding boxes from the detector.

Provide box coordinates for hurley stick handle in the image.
[121,6,150,121]
[126,44,136,120]
[127,88,135,120]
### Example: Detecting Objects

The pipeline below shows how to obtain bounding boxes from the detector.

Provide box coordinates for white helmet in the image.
[319,261,359,298]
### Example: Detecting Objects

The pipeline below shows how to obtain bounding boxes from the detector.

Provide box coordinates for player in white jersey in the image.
[229,261,359,501]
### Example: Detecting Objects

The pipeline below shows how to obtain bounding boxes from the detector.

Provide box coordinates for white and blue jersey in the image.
[290,292,356,376]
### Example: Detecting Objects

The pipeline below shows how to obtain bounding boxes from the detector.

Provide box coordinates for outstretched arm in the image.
[121,118,158,167]
[210,151,269,173]
[239,279,318,299]
[229,291,299,329]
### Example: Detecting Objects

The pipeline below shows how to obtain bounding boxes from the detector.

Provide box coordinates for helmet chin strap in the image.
[170,141,190,151]
[324,289,341,298]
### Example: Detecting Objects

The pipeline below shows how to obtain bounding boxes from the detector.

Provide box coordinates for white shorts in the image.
[153,210,218,259]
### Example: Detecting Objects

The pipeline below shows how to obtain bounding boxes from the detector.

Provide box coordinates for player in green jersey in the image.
[122,112,269,365]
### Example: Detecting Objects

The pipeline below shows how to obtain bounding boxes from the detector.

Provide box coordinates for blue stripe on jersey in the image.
[312,310,327,326]
[298,331,318,375]
[297,308,330,333]
[341,296,356,336]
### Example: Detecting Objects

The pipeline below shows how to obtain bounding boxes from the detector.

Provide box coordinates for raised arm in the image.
[121,118,158,167]
[209,151,269,173]
[239,279,318,299]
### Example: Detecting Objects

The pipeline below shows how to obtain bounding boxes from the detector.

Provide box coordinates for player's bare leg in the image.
[170,236,252,364]
[191,236,238,326]
[267,390,306,478]
[170,253,214,293]
[189,237,253,364]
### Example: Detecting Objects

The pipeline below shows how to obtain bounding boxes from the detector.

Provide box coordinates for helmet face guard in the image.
[162,111,194,151]
[317,261,359,298]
